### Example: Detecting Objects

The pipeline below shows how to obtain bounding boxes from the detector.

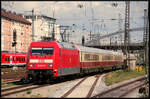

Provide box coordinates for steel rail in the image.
[119,81,145,98]
[86,74,101,98]
[1,84,49,97]
[61,77,87,98]
[92,76,146,98]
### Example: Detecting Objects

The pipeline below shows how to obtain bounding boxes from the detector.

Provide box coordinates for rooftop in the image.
[1,9,31,25]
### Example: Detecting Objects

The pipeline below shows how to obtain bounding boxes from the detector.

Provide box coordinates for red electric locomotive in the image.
[26,41,80,80]
[1,51,26,67]
[26,41,125,81]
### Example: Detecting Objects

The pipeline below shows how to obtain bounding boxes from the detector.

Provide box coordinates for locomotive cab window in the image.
[42,47,54,55]
[31,47,54,55]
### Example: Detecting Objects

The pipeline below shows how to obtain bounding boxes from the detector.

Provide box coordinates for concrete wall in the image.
[129,55,137,70]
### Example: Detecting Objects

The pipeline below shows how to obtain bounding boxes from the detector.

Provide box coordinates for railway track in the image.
[3,71,143,98]
[1,83,50,97]
[2,79,21,84]
[1,72,104,98]
[92,76,146,98]
[61,74,102,98]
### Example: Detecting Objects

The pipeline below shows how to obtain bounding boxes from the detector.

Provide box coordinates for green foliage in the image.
[105,70,146,86]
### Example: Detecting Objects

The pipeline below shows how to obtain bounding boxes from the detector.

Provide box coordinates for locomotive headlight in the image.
[48,64,53,67]
[30,59,39,63]
[30,64,35,67]
[44,59,53,63]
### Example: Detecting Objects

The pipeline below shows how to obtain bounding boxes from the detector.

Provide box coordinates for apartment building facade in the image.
[1,9,32,53]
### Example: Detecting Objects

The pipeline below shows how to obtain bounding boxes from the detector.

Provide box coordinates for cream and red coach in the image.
[27,41,125,80]
[76,45,125,73]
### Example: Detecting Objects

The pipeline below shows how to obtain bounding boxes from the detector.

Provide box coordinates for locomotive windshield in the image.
[31,47,54,55]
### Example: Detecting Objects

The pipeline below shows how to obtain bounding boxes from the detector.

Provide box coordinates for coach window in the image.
[19,57,21,62]
[8,57,10,61]
[5,57,7,61]
[102,56,105,61]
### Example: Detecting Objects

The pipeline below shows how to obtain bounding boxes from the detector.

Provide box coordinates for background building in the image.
[1,9,32,53]
[24,14,61,41]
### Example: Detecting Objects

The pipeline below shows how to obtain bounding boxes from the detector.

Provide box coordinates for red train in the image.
[26,41,126,81]
[1,51,26,67]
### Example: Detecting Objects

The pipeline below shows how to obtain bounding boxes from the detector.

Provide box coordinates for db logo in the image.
[39,60,43,63]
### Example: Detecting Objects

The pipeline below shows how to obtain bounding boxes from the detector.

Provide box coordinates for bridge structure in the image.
[86,42,144,51]
[84,27,145,51]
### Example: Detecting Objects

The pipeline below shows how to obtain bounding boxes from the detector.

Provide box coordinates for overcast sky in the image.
[2,1,148,44]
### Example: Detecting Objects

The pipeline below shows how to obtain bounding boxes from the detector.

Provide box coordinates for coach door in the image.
[10,56,13,66]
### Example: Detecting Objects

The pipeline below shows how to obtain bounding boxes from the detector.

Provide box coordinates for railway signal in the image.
[12,29,17,70]
[12,42,17,47]
[13,29,17,42]
[12,29,17,47]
